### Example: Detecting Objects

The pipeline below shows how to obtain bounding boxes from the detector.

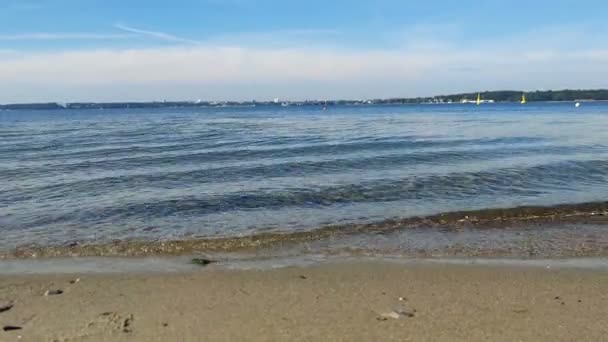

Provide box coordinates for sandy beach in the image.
[1,261,607,341]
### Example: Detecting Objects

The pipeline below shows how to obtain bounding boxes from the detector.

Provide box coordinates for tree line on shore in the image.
[2,89,607,110]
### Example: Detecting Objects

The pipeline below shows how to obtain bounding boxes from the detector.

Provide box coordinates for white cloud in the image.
[1,25,607,103]
[0,47,437,84]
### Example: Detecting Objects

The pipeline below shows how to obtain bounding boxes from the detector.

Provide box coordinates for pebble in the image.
[395,309,416,318]
[0,303,13,313]
[378,311,401,320]
[191,258,215,266]
[44,290,64,296]
[378,308,416,320]
[69,278,80,284]
[3,326,22,332]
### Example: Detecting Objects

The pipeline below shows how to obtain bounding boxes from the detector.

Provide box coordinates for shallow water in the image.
[1,102,608,252]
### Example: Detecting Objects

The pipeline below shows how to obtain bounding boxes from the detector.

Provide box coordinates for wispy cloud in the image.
[113,24,201,45]
[0,33,136,41]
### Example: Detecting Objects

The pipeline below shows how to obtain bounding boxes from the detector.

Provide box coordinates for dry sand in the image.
[1,261,607,341]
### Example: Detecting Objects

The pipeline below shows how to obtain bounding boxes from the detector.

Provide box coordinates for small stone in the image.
[191,258,215,266]
[398,297,406,301]
[162,323,168,327]
[3,326,22,332]
[561,302,565,305]
[395,309,415,318]
[69,278,80,284]
[299,275,307,280]
[44,290,64,296]
[578,299,582,303]
[379,311,401,320]
[0,303,13,313]
[554,296,560,300]
[378,308,415,320]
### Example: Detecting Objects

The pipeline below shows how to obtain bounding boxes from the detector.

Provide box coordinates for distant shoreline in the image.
[1,99,607,112]
[2,89,608,111]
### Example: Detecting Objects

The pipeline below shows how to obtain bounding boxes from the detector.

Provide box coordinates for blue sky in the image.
[1,0,607,102]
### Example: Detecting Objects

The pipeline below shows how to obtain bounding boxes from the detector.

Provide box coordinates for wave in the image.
[4,159,608,230]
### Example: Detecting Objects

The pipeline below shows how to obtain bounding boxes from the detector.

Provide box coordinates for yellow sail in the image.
[521,94,527,104]
[476,93,481,105]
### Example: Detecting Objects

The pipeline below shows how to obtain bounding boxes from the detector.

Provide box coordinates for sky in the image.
[0,0,607,103]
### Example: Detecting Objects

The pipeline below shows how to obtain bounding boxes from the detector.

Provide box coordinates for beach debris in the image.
[0,303,14,313]
[377,307,416,321]
[3,326,22,332]
[44,289,64,296]
[191,258,216,266]
[377,311,401,321]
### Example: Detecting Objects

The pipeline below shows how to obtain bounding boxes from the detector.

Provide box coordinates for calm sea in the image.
[1,103,608,251]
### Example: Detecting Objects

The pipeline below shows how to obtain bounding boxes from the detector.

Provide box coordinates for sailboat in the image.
[476,93,481,106]
[521,94,527,104]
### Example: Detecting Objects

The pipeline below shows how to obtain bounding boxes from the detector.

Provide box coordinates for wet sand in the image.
[1,261,607,341]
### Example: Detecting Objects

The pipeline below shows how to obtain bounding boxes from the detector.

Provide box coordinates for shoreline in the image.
[3,201,608,260]
[3,255,608,275]
[1,260,607,341]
